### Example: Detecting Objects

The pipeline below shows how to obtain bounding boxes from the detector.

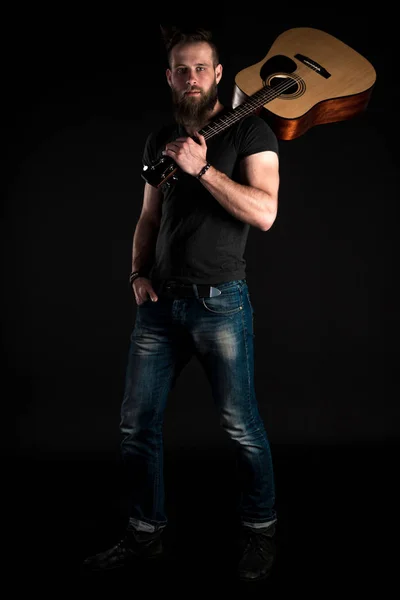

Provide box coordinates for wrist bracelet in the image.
[197,162,211,179]
[129,270,147,285]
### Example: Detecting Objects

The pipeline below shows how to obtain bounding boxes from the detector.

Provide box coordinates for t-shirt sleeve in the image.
[142,131,158,168]
[236,114,279,158]
[142,124,178,168]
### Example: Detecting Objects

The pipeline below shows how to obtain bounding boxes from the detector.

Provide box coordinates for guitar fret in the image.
[201,79,295,141]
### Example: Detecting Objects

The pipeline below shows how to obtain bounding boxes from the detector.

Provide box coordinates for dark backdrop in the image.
[4,16,398,591]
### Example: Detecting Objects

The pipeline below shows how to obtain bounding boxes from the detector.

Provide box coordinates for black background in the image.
[5,15,398,593]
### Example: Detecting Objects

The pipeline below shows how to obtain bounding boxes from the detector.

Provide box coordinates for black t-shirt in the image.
[142,110,279,285]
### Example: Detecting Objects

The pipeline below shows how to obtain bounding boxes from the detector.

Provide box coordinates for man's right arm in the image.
[131,182,163,275]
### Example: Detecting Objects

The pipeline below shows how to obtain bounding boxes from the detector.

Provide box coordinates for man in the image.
[83,26,280,582]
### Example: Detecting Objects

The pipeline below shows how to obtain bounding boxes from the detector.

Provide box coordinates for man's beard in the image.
[171,80,218,131]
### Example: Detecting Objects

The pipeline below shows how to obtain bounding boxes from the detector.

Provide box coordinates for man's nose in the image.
[186,71,198,86]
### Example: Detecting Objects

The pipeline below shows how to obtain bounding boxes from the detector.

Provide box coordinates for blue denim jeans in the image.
[120,279,276,533]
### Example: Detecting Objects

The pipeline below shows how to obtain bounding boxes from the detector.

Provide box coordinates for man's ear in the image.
[166,68,172,87]
[216,63,223,84]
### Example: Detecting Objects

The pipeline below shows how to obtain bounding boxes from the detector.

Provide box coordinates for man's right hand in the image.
[132,277,158,305]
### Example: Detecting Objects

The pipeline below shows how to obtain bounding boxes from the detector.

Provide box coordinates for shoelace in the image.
[113,536,132,556]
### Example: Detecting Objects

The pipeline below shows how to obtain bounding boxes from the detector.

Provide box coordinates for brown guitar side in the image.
[233,84,375,140]
[233,27,377,140]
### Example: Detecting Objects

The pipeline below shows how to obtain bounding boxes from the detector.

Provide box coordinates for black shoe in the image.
[237,524,276,582]
[82,529,164,571]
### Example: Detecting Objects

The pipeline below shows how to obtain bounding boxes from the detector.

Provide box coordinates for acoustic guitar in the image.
[141,27,376,188]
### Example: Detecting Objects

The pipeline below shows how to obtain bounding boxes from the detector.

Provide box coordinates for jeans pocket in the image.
[201,288,243,315]
[137,298,152,307]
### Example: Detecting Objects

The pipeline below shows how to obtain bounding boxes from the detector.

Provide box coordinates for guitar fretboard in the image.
[199,77,297,140]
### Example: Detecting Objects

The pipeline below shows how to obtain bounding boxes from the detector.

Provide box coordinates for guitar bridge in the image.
[295,53,331,78]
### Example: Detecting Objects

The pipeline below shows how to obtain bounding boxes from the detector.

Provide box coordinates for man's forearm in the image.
[131,217,160,274]
[199,166,276,231]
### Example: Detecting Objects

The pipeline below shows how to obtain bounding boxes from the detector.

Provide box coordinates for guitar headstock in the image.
[141,155,179,188]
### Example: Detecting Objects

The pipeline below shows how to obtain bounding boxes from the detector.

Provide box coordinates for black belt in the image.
[161,280,221,298]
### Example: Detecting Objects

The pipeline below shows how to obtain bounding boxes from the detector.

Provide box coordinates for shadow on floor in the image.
[11,441,396,594]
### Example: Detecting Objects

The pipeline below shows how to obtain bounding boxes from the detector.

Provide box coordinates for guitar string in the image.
[202,78,300,139]
[157,76,301,181]
[201,76,302,141]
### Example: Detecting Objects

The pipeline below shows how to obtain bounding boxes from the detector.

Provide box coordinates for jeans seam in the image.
[152,374,171,522]
[240,286,259,432]
[200,297,243,315]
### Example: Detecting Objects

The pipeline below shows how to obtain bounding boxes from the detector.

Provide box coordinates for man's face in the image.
[166,41,222,130]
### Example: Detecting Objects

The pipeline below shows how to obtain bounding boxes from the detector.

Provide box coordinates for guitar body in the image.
[142,27,377,187]
[233,27,377,140]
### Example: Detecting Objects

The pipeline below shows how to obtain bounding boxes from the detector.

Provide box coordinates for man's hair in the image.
[160,25,220,68]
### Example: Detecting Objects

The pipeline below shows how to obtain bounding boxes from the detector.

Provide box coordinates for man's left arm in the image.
[198,150,279,231]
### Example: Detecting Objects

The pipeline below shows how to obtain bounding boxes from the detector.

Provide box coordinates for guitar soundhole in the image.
[266,73,305,99]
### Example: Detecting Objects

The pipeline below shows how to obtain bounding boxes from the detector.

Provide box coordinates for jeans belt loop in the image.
[191,283,200,299]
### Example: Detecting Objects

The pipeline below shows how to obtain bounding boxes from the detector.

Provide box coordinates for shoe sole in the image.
[238,567,272,582]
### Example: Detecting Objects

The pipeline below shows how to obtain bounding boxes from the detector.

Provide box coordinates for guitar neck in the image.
[199,79,292,140]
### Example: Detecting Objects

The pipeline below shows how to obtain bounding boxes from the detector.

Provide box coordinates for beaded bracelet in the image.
[197,162,211,179]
